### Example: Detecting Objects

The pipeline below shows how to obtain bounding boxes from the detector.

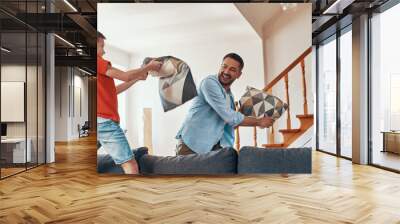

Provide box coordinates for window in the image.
[370,3,400,171]
[339,28,352,158]
[317,36,337,155]
[0,2,47,179]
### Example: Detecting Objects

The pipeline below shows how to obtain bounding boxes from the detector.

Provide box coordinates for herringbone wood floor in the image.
[0,135,399,224]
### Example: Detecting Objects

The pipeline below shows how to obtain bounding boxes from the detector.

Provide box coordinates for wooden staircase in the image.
[235,47,313,149]
[263,114,314,148]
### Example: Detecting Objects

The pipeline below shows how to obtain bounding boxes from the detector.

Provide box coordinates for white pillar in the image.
[45,0,56,163]
[46,33,55,163]
[352,14,369,164]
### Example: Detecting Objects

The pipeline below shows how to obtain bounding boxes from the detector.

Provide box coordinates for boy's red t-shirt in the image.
[97,56,120,123]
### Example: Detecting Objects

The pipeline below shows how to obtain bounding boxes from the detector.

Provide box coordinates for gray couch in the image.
[238,147,312,174]
[97,146,312,174]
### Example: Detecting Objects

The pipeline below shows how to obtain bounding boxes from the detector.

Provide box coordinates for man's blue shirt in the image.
[176,75,245,154]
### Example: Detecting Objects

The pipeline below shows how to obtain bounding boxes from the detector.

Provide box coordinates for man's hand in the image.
[258,116,274,128]
[146,59,163,72]
[239,116,274,128]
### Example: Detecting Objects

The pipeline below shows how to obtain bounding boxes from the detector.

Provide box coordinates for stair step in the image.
[279,129,301,133]
[296,114,314,119]
[261,114,313,149]
[262,143,284,148]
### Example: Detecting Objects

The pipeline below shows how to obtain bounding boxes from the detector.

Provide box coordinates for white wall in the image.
[54,67,89,141]
[262,5,312,143]
[72,73,89,138]
[55,67,68,141]
[103,44,131,70]
[1,65,38,138]
[1,64,46,163]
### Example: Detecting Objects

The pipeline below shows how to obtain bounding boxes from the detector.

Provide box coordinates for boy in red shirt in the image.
[97,31,162,174]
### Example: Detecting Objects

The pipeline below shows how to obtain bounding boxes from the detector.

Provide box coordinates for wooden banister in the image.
[263,47,312,91]
[262,47,311,145]
[237,47,312,148]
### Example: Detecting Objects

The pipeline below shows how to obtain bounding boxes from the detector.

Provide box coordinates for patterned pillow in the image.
[239,86,288,120]
[143,56,197,112]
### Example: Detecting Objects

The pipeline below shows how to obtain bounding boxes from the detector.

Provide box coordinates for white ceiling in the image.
[98,3,278,56]
[235,3,282,38]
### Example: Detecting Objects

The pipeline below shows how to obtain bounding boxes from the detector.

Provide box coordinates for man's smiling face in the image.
[218,57,242,87]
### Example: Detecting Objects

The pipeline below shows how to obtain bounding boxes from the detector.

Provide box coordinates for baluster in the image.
[253,127,257,147]
[269,123,275,144]
[235,127,240,151]
[266,88,275,144]
[301,59,308,115]
[235,102,240,150]
[284,74,291,129]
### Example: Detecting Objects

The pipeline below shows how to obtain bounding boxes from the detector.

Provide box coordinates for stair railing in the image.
[235,47,312,149]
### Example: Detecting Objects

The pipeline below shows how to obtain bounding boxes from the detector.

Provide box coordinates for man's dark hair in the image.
[223,53,244,70]
[97,31,106,40]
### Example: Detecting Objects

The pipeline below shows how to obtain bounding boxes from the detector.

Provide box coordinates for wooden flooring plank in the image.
[0,135,399,223]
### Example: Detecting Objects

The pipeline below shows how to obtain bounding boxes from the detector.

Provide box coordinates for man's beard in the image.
[218,72,235,86]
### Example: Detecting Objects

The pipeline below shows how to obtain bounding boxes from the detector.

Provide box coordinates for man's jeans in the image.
[176,139,222,155]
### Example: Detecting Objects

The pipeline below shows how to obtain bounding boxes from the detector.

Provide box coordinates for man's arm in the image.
[201,78,244,126]
[201,78,273,128]
[106,59,162,82]
[239,116,274,128]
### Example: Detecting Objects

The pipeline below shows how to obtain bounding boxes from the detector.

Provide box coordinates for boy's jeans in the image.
[97,117,134,165]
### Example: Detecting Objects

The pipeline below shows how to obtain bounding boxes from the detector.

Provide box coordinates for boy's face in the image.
[97,38,105,57]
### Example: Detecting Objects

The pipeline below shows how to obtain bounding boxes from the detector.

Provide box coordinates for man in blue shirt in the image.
[175,53,274,155]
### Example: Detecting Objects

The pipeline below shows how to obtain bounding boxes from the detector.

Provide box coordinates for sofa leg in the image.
[281,173,289,177]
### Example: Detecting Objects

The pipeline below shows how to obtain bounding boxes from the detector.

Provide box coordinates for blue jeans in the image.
[97,117,134,165]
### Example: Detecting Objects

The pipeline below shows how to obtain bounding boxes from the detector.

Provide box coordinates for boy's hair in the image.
[97,31,106,40]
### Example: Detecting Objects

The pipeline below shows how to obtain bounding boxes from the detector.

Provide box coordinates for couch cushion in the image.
[139,147,238,175]
[237,147,312,174]
[97,147,149,174]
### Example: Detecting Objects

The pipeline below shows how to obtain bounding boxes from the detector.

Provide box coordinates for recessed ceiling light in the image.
[54,34,75,48]
[323,0,354,15]
[63,0,78,12]
[1,47,11,53]
[77,67,93,76]
[280,3,297,11]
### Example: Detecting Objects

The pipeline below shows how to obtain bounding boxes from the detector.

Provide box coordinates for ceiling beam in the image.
[322,0,356,15]
[55,55,96,71]
[66,13,97,46]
